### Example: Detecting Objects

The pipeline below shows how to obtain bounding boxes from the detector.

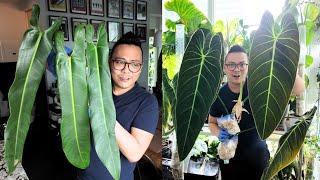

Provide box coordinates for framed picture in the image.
[122,23,134,35]
[108,21,120,42]
[47,0,67,12]
[122,0,134,20]
[136,0,147,21]
[135,24,147,42]
[107,0,120,18]
[49,16,69,41]
[89,0,104,16]
[71,18,88,40]
[70,0,87,14]
[90,19,105,41]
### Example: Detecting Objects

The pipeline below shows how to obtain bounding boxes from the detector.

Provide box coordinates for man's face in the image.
[223,52,248,85]
[110,44,143,92]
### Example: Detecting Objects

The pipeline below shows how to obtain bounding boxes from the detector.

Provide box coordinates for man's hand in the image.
[218,128,232,142]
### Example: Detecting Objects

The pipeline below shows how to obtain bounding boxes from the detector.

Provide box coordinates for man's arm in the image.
[292,74,305,96]
[208,115,221,137]
[115,121,154,163]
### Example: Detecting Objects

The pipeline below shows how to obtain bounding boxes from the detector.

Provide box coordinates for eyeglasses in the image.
[225,63,248,71]
[111,58,142,73]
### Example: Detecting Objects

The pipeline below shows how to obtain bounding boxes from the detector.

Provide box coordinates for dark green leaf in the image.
[4,4,61,173]
[86,24,120,180]
[248,11,300,139]
[261,106,317,180]
[55,25,90,169]
[175,29,224,160]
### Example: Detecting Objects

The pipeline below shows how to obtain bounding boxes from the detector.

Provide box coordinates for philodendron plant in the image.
[4,4,120,180]
[170,10,317,180]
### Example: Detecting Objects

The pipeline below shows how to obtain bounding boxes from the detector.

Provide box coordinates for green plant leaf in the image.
[55,25,90,169]
[305,54,313,68]
[248,11,300,140]
[261,106,317,180]
[175,29,224,160]
[305,20,315,46]
[304,3,320,21]
[304,74,309,88]
[165,0,211,33]
[86,24,120,180]
[4,4,61,173]
[162,69,176,136]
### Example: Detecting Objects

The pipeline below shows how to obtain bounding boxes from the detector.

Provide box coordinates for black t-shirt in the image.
[209,82,269,161]
[78,83,159,180]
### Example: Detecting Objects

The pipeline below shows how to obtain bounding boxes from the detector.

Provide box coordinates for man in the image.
[208,45,304,179]
[78,32,159,179]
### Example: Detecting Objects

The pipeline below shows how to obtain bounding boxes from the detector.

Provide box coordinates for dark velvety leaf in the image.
[86,24,120,179]
[248,11,300,139]
[55,25,90,169]
[175,29,224,160]
[4,4,61,173]
[261,106,317,180]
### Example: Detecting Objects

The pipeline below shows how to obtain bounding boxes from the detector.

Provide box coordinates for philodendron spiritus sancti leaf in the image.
[4,4,61,173]
[86,24,120,180]
[55,25,90,169]
[261,106,317,180]
[248,11,300,140]
[175,29,224,160]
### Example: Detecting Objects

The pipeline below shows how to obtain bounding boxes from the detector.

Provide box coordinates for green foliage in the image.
[86,24,120,179]
[305,54,314,68]
[175,29,224,160]
[248,11,300,139]
[164,0,211,33]
[4,5,61,173]
[261,106,317,180]
[55,25,90,169]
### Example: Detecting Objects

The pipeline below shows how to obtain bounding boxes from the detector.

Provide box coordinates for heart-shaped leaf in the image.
[4,4,61,173]
[248,11,300,140]
[175,29,224,160]
[261,106,317,180]
[55,24,90,169]
[86,24,120,180]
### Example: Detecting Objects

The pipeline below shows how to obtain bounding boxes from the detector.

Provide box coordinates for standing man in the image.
[78,32,159,180]
[208,45,304,179]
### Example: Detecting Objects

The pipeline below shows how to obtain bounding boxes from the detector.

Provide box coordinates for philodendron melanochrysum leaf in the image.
[248,11,300,140]
[4,4,61,173]
[86,24,120,180]
[261,106,317,180]
[175,29,224,160]
[55,25,90,169]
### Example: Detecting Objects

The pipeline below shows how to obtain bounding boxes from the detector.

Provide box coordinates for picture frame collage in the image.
[47,0,147,42]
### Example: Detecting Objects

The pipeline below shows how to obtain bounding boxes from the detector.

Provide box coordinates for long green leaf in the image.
[175,29,224,160]
[86,24,120,180]
[248,11,300,140]
[261,106,317,180]
[55,25,90,169]
[4,4,61,173]
[162,69,175,136]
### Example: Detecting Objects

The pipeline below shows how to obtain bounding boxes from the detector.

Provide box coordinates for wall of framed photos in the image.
[38,0,156,88]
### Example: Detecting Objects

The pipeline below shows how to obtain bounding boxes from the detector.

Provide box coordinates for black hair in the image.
[228,45,247,54]
[225,45,247,62]
[110,32,143,60]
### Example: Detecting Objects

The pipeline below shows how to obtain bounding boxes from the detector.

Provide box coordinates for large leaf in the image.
[248,11,300,140]
[164,0,211,33]
[261,106,317,180]
[175,29,224,160]
[55,25,90,169]
[4,4,61,173]
[86,24,120,179]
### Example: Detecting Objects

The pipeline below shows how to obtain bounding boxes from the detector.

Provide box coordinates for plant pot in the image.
[188,157,219,176]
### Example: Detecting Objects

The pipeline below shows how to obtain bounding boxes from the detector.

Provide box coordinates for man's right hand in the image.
[218,128,232,142]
